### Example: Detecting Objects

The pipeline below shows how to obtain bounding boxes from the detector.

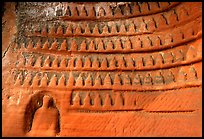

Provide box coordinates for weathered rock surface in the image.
[2,2,202,137]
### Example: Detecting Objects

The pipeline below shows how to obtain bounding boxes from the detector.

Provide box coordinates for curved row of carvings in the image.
[13,62,201,91]
[24,3,201,37]
[63,87,200,111]
[18,20,201,54]
[58,2,180,20]
[69,91,131,110]
[16,40,201,71]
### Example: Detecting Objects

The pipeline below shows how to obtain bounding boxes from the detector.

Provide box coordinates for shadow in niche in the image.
[23,91,60,136]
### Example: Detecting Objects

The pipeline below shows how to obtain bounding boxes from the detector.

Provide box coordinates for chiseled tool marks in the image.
[60,106,201,136]
[15,38,202,71]
[143,87,201,112]
[12,62,201,91]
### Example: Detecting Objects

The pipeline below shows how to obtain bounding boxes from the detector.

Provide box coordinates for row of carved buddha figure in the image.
[52,2,179,19]
[23,16,200,46]
[17,41,201,71]
[14,63,201,90]
[25,2,198,38]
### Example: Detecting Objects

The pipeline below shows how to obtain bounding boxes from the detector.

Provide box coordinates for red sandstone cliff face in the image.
[2,2,202,137]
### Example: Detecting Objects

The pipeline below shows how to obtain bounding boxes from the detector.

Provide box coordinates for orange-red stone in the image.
[2,2,202,137]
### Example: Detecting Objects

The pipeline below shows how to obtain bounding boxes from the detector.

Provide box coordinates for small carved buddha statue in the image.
[28,95,59,136]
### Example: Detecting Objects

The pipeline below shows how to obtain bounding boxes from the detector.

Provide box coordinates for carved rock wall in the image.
[2,2,202,137]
